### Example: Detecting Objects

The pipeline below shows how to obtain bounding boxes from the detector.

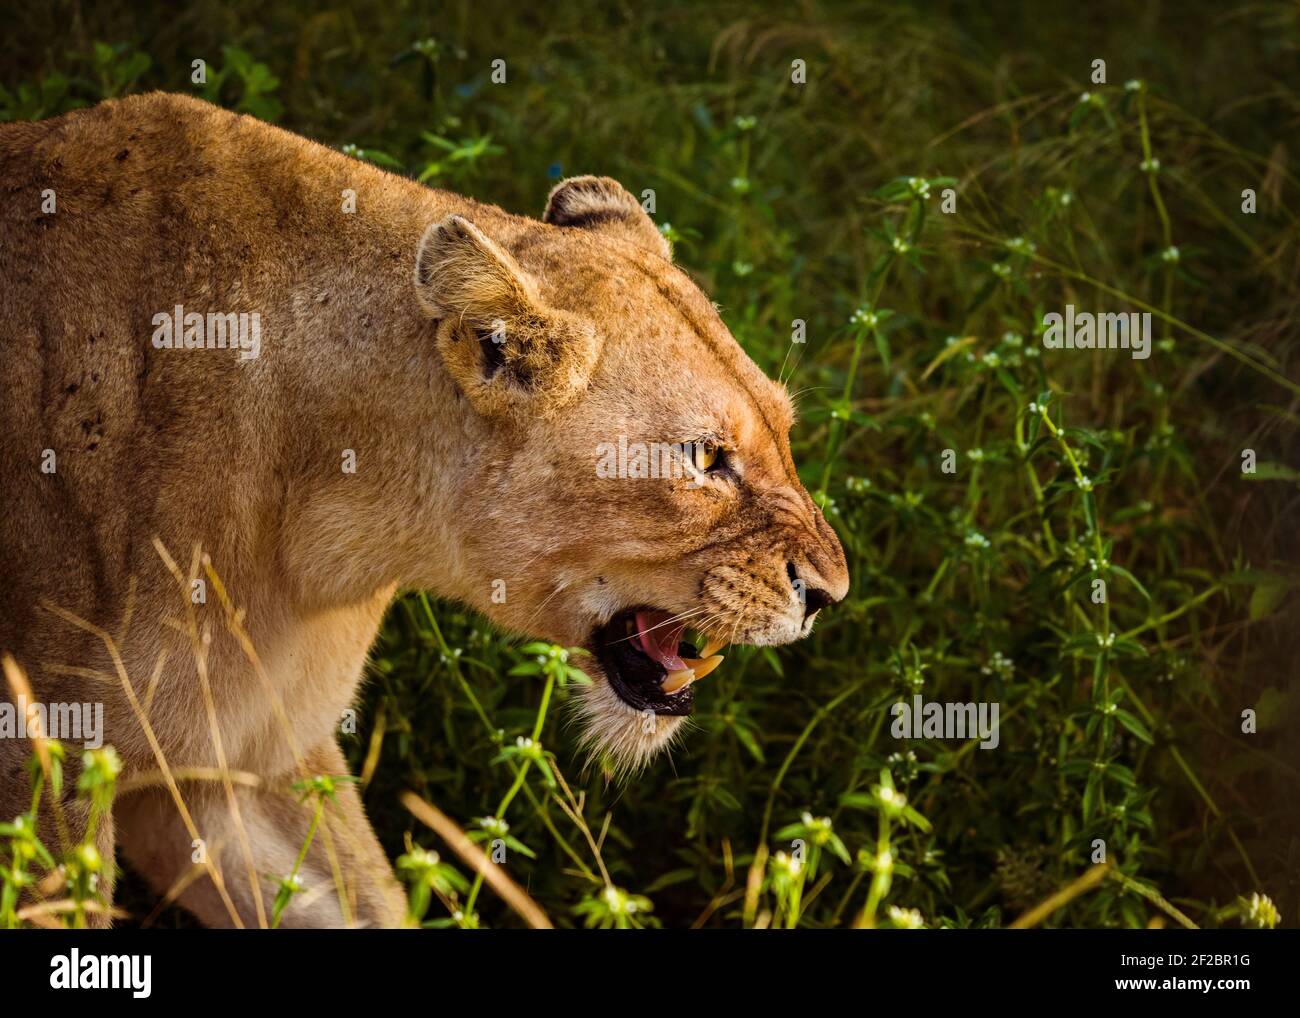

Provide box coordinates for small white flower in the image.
[804,813,833,835]
[603,886,631,912]
[851,307,880,328]
[1244,892,1280,928]
[476,815,510,837]
[981,651,1015,678]
[888,906,925,929]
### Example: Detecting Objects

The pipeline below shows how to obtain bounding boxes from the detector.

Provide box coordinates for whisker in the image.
[603,607,708,647]
[517,578,571,633]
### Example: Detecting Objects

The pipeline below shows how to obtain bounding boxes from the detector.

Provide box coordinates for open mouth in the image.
[590,607,727,716]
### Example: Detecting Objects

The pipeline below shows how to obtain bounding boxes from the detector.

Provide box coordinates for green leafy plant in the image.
[198,46,282,121]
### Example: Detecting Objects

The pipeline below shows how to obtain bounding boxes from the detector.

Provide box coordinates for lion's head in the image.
[413,176,848,773]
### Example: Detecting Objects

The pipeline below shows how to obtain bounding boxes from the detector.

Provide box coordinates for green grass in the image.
[2,0,1297,929]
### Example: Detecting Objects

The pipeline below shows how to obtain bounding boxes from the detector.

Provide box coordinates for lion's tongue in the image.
[634,610,686,672]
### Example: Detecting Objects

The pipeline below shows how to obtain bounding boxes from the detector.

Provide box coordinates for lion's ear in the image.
[415,214,601,420]
[543,176,670,260]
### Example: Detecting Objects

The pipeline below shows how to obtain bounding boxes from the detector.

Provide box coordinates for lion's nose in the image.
[802,585,835,618]
[787,561,838,620]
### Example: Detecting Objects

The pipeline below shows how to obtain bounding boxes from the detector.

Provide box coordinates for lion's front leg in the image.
[113,740,406,928]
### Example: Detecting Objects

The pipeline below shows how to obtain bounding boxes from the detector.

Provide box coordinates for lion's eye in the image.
[693,441,722,472]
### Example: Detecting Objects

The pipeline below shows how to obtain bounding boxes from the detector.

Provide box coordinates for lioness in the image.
[0,93,848,928]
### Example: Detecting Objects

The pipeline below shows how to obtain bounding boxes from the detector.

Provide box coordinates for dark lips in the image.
[592,609,696,716]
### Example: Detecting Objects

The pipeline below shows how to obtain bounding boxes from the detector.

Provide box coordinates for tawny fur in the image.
[0,94,848,927]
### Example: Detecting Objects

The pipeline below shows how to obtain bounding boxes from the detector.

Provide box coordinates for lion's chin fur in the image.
[570,676,690,779]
